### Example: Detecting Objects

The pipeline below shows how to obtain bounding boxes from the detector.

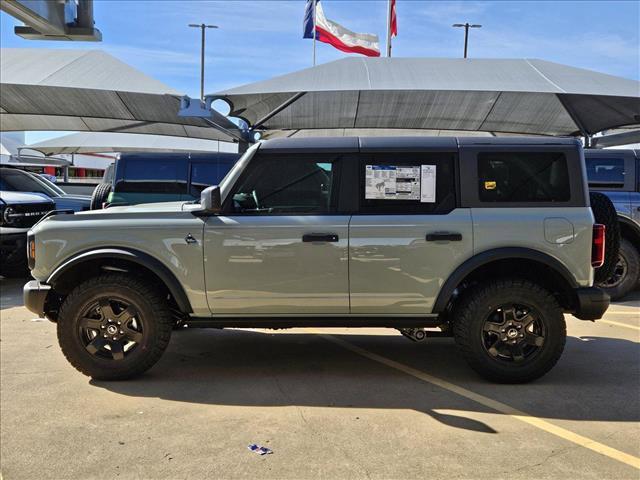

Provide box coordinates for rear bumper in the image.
[23,280,51,318]
[573,287,610,320]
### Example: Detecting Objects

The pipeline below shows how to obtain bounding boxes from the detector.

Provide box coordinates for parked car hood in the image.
[0,191,54,205]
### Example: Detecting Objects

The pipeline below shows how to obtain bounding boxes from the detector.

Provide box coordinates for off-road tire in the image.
[589,192,620,283]
[90,183,112,210]
[57,273,172,380]
[598,238,640,300]
[453,279,566,383]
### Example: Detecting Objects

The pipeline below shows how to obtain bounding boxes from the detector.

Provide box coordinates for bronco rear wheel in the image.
[453,279,566,383]
[57,273,172,380]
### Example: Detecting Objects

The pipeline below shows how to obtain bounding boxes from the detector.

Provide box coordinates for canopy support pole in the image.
[252,92,307,130]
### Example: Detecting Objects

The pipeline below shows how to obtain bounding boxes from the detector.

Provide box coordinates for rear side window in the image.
[585,157,625,187]
[226,154,338,215]
[358,153,456,214]
[117,158,187,194]
[478,152,570,203]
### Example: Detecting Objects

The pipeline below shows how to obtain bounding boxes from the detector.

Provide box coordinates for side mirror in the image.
[198,185,222,215]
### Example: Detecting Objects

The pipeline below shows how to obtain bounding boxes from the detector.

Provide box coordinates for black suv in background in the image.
[90,151,240,209]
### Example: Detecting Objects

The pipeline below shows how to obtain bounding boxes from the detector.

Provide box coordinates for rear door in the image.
[203,152,350,315]
[348,149,473,315]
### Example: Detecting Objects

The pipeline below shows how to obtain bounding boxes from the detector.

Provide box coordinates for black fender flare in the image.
[432,247,579,313]
[47,248,193,313]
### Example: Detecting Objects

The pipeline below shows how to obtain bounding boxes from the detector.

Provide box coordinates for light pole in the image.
[188,23,218,101]
[452,23,482,58]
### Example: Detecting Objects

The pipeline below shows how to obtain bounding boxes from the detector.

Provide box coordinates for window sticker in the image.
[365,165,421,200]
[420,165,436,203]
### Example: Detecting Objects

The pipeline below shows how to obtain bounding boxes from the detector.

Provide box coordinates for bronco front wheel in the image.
[453,279,566,383]
[57,274,173,380]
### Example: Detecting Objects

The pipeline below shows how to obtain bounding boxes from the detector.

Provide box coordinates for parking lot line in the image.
[314,331,640,471]
[598,319,640,331]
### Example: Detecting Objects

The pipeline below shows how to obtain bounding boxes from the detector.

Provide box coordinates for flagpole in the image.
[313,0,317,66]
[386,0,392,57]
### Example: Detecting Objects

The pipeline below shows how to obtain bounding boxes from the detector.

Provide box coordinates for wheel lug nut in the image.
[112,337,117,340]
[512,340,517,344]
[519,334,524,338]
[517,325,522,329]
[103,334,107,338]
[117,321,121,325]
[119,330,123,334]
[101,325,105,329]
[501,329,506,332]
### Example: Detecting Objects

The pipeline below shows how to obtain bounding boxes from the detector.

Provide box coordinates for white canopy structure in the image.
[0,48,243,142]
[211,57,640,138]
[24,132,235,155]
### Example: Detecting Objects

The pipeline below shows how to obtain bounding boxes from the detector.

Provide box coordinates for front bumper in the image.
[23,280,51,318]
[573,287,610,320]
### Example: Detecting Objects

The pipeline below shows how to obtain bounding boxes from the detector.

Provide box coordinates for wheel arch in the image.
[618,216,640,247]
[47,248,192,315]
[433,247,580,314]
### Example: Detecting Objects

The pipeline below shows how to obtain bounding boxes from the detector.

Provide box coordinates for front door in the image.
[349,151,473,315]
[204,152,349,315]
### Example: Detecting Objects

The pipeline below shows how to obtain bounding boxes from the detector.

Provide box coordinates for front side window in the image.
[478,152,570,203]
[228,155,336,214]
[585,157,625,187]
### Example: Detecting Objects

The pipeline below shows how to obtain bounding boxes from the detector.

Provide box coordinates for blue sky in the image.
[1,0,638,143]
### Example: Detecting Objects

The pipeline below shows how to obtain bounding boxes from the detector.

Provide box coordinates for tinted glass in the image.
[585,157,625,187]
[118,158,187,194]
[189,162,235,197]
[358,153,456,214]
[228,155,336,214]
[478,152,570,202]
[0,170,58,197]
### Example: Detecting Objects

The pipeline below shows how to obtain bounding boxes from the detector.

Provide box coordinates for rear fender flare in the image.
[432,247,579,313]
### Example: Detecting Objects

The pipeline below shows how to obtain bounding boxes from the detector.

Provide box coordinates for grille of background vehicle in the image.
[4,203,55,228]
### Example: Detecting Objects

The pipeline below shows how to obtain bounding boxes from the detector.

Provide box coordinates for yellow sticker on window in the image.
[484,181,497,190]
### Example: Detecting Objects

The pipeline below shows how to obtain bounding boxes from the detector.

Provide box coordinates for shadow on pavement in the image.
[91,327,640,433]
[0,276,29,310]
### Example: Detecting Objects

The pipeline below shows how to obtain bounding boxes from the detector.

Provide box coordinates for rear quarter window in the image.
[117,158,187,194]
[478,152,570,203]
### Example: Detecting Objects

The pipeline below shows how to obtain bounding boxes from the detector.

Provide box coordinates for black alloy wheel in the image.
[78,297,144,361]
[481,305,545,364]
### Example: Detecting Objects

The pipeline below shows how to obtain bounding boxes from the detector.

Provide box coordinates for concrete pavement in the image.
[1,277,638,479]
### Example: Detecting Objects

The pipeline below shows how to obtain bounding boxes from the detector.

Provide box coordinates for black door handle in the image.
[426,232,462,242]
[303,233,339,243]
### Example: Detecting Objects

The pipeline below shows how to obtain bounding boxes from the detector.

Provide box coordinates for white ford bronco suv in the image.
[24,137,610,383]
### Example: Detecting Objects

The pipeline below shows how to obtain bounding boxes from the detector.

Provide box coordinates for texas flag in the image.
[303,0,380,57]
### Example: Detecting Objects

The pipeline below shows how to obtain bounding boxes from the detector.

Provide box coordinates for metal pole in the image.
[189,23,218,102]
[386,0,392,57]
[312,0,317,66]
[463,23,469,59]
[200,24,205,101]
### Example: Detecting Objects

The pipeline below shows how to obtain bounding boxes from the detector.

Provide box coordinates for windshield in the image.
[0,169,60,197]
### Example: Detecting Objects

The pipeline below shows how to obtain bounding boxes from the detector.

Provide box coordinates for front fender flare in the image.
[47,248,193,313]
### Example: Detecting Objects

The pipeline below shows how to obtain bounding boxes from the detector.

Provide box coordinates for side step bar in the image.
[186,316,443,329]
